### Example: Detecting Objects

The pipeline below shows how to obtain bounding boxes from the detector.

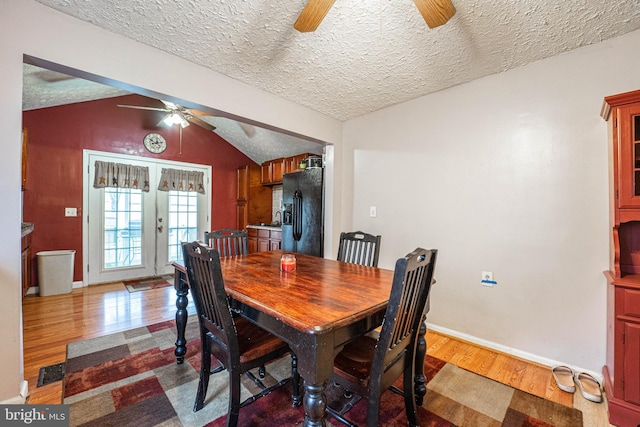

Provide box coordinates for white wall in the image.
[342,29,640,373]
[0,0,342,402]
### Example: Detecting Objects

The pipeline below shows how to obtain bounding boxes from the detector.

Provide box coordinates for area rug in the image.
[123,275,173,293]
[63,318,583,427]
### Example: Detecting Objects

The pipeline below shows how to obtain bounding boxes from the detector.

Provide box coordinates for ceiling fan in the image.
[294,0,456,32]
[117,100,217,132]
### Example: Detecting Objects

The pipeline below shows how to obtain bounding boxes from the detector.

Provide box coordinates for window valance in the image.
[93,161,150,192]
[157,168,205,194]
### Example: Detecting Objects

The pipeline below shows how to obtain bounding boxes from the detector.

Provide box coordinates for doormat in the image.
[37,362,65,387]
[123,275,173,293]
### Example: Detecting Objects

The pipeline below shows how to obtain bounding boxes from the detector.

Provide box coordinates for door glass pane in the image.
[168,191,199,263]
[103,188,143,269]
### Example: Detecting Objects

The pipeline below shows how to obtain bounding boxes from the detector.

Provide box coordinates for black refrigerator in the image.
[281,167,324,257]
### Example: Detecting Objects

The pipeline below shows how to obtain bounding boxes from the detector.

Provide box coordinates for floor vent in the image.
[37,363,65,387]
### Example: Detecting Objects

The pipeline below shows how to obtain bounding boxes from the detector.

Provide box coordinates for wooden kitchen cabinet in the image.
[286,153,311,174]
[261,153,316,185]
[261,158,286,185]
[237,164,271,229]
[247,227,281,253]
[602,89,640,426]
[21,233,31,298]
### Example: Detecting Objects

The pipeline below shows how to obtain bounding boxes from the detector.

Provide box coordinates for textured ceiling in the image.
[32,0,640,121]
[22,64,325,164]
[24,1,640,162]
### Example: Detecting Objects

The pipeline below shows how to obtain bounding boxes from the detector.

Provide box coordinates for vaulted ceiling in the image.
[25,1,640,162]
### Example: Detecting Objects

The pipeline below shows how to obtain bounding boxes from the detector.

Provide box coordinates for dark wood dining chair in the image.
[328,247,437,427]
[204,228,248,258]
[181,241,299,425]
[336,231,381,267]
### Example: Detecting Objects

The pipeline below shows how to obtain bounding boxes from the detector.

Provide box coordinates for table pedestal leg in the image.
[303,381,327,427]
[174,271,189,364]
[414,317,427,406]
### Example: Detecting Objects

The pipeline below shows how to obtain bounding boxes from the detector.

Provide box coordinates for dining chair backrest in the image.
[182,241,237,358]
[182,241,297,421]
[374,247,437,389]
[204,228,248,258]
[336,231,381,267]
[329,247,437,427]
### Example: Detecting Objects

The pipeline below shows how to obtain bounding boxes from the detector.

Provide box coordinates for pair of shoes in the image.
[551,365,576,393]
[551,365,603,404]
[574,372,603,403]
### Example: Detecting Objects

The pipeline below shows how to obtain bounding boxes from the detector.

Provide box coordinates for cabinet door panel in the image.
[618,104,640,208]
[248,237,258,254]
[261,163,272,184]
[624,321,640,404]
[237,203,248,230]
[237,166,248,200]
[258,239,270,252]
[269,240,281,250]
[272,159,285,184]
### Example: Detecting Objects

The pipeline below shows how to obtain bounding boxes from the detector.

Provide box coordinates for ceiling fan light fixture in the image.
[164,112,189,128]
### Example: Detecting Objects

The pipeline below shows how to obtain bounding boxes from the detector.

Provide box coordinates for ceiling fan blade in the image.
[238,122,256,138]
[412,0,456,29]
[294,0,336,32]
[160,100,179,110]
[186,115,217,132]
[117,104,170,112]
[185,108,214,117]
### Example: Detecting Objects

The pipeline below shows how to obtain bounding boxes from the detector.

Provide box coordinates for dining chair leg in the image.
[194,347,211,412]
[228,370,242,427]
[403,362,419,427]
[291,353,301,406]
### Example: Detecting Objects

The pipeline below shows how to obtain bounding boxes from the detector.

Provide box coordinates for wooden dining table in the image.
[172,250,429,427]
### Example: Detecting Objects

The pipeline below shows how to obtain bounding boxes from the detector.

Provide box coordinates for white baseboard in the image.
[28,281,85,296]
[426,322,603,383]
[20,380,28,399]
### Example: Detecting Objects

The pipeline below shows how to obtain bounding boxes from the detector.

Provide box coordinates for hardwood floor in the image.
[22,282,610,425]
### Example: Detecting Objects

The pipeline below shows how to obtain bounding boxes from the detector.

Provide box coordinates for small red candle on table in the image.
[280,254,296,272]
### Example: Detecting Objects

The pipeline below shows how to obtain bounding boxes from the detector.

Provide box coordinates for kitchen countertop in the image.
[21,222,34,237]
[246,224,282,231]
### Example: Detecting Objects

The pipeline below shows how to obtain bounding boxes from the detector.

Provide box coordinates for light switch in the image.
[369,206,377,218]
[65,207,77,217]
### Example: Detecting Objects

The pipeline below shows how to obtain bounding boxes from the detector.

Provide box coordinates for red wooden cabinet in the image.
[603,90,640,426]
[237,164,272,230]
[260,158,286,185]
[246,227,281,254]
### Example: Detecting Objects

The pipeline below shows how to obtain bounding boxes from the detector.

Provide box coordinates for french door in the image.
[84,151,210,285]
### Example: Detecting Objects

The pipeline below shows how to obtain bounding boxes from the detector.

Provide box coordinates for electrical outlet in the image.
[369,206,377,218]
[481,270,497,286]
[65,207,77,217]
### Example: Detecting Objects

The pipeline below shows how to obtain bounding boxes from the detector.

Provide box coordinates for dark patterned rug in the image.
[123,275,173,293]
[63,318,583,426]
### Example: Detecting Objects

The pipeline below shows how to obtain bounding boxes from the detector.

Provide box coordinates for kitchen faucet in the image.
[274,210,282,225]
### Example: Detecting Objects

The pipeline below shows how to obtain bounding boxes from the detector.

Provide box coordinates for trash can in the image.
[37,250,75,296]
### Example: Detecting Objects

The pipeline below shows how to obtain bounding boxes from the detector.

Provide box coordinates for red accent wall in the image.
[22,94,255,283]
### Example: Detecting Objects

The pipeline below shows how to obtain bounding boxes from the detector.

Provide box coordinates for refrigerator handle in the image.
[293,190,303,241]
